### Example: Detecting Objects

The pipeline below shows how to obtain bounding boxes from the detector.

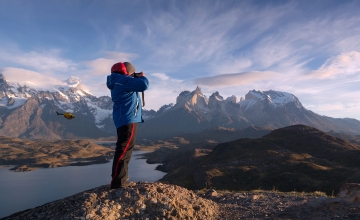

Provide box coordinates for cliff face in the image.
[0,97,112,139]
[0,98,59,139]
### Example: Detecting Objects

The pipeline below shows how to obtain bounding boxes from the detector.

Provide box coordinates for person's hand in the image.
[138,72,145,77]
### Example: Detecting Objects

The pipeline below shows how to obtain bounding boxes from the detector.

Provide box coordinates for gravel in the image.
[202,190,360,219]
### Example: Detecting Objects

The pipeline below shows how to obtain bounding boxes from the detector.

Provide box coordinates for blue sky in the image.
[1,0,360,120]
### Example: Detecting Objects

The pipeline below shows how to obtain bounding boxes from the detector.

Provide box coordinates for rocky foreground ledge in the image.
[3,182,218,220]
[3,182,360,220]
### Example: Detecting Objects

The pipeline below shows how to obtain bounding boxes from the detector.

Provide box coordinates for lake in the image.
[0,151,165,218]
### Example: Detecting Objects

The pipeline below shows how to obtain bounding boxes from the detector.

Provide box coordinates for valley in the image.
[1,72,360,216]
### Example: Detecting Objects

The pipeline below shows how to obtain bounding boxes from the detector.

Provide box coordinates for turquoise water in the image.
[0,151,165,218]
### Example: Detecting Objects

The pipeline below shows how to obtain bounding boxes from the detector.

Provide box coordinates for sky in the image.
[0,0,360,120]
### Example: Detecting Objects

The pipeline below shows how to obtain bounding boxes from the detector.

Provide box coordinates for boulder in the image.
[205,189,218,198]
[7,97,15,106]
[337,183,360,202]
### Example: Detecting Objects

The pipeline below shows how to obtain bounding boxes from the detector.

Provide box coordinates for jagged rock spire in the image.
[195,86,202,94]
[175,87,207,109]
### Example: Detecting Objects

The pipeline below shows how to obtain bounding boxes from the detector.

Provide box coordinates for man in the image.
[106,62,149,189]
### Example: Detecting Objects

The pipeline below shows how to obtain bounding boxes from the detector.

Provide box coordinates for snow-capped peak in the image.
[65,76,81,87]
[226,95,239,104]
[175,87,208,110]
[1,68,83,92]
[210,91,224,101]
[244,90,302,108]
[0,70,112,129]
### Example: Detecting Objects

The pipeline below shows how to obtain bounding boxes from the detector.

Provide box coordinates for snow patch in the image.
[164,106,172,111]
[56,90,69,100]
[240,99,257,111]
[77,90,86,96]
[246,90,297,107]
[265,91,297,107]
[86,101,112,124]
[215,96,223,101]
[96,124,105,129]
[55,100,74,111]
[248,90,266,100]
[0,97,27,109]
[226,95,239,104]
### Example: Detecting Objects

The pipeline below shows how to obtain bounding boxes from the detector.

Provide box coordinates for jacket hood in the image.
[107,73,119,90]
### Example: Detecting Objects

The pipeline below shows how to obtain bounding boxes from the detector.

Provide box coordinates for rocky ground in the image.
[2,182,219,220]
[3,182,360,220]
[202,189,360,219]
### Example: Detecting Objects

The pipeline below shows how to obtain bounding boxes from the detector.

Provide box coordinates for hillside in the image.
[139,126,272,173]
[159,125,360,195]
[0,136,113,171]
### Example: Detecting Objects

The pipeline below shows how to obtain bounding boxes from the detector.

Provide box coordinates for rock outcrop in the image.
[338,183,360,203]
[4,182,360,220]
[3,182,219,220]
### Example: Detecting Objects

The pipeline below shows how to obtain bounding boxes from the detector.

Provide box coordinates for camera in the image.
[132,72,142,78]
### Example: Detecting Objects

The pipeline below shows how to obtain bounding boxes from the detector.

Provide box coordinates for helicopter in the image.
[56,111,75,120]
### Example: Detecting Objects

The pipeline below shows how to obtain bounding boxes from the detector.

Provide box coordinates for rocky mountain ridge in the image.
[1,72,360,140]
[0,73,114,139]
[138,87,360,140]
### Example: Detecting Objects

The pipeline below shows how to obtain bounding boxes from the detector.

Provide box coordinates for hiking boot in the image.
[110,181,136,189]
[119,181,136,188]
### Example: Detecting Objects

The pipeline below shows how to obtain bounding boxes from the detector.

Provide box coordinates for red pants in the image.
[111,123,137,188]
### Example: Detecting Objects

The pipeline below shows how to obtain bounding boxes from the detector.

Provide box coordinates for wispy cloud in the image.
[140,1,285,70]
[2,0,360,120]
[84,51,137,75]
[305,51,360,79]
[125,0,360,82]
[151,73,170,81]
[211,57,253,74]
[0,47,76,72]
[193,71,278,87]
[1,67,70,91]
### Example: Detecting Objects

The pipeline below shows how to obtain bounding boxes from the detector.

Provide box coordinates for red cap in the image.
[111,62,128,75]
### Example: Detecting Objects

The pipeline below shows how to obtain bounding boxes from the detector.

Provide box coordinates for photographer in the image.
[106,62,149,189]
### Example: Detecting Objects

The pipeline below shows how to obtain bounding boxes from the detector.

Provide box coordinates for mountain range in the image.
[137,86,360,140]
[0,73,113,139]
[0,72,359,140]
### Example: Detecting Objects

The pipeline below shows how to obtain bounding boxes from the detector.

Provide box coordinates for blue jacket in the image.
[106,73,149,128]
